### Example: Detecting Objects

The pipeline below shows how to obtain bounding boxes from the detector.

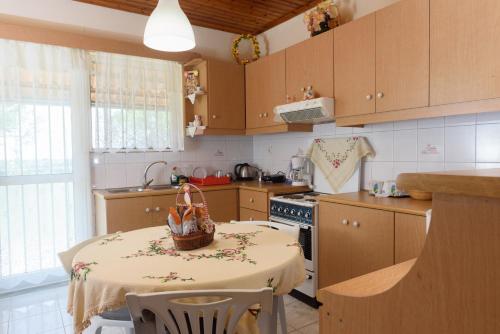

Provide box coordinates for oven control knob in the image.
[284,207,290,214]
[297,210,303,217]
[290,209,296,216]
[271,204,277,211]
[278,207,284,213]
[304,211,311,219]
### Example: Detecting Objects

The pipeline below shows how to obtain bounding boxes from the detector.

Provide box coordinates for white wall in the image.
[254,0,500,190]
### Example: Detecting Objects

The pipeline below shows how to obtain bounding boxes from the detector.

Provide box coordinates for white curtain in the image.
[91,52,184,152]
[0,39,92,294]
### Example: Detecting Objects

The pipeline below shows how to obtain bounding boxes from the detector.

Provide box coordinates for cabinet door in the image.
[106,196,152,233]
[349,206,395,278]
[376,0,429,112]
[286,30,334,102]
[208,59,245,129]
[151,194,177,227]
[240,208,268,222]
[430,0,500,105]
[334,14,376,117]
[193,189,239,223]
[318,202,352,288]
[395,213,427,263]
[245,51,286,128]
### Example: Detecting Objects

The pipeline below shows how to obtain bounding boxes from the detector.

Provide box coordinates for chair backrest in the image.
[57,233,113,274]
[234,220,300,241]
[126,288,274,334]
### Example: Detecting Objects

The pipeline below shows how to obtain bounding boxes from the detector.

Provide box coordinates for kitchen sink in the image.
[106,185,178,193]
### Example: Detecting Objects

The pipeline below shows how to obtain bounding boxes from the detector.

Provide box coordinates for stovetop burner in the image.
[284,194,304,200]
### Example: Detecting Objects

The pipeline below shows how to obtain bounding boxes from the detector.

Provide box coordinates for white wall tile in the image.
[92,165,106,189]
[445,162,476,171]
[476,111,500,124]
[393,162,417,179]
[366,131,394,162]
[371,122,394,132]
[394,120,418,130]
[105,164,127,188]
[126,163,146,187]
[418,128,444,162]
[104,152,126,164]
[394,130,417,162]
[476,123,500,162]
[335,126,354,135]
[445,126,476,162]
[476,162,500,169]
[445,114,476,126]
[418,117,445,129]
[371,162,394,181]
[125,152,145,163]
[417,162,445,172]
[361,161,372,190]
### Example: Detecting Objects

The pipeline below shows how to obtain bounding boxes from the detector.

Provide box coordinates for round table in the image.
[68,223,305,333]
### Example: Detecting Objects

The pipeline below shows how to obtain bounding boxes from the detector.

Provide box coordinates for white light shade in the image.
[144,0,196,52]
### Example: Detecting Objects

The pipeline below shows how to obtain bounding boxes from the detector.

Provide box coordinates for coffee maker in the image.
[288,153,313,187]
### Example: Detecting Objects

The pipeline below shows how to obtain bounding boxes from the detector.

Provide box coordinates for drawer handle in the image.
[353,221,360,228]
[145,208,151,213]
[341,219,349,225]
[250,217,254,221]
[377,92,384,99]
[249,198,255,203]
[155,207,161,212]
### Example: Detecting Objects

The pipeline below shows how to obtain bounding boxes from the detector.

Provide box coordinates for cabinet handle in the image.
[377,92,384,99]
[341,219,349,225]
[145,208,151,213]
[155,207,160,212]
[249,198,255,203]
[353,221,360,228]
[366,94,373,101]
[258,113,263,118]
[212,115,217,119]
[263,112,268,118]
[250,217,254,221]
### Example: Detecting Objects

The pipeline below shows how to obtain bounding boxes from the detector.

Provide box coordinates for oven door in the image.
[269,219,314,272]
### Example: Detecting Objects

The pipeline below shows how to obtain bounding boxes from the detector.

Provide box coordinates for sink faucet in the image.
[143,160,168,189]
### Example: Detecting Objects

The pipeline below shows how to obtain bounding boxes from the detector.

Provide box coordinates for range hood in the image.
[273,97,334,124]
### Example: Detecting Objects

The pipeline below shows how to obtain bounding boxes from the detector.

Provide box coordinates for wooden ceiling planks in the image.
[74,0,325,34]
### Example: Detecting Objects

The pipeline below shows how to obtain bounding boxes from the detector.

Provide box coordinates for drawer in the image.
[239,189,268,212]
[240,208,268,222]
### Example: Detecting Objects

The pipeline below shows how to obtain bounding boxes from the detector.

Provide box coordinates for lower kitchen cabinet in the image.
[95,189,239,234]
[395,213,427,263]
[239,207,268,221]
[318,202,394,288]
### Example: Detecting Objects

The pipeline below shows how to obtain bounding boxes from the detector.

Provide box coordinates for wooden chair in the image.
[126,288,274,334]
[58,234,134,334]
[318,169,500,334]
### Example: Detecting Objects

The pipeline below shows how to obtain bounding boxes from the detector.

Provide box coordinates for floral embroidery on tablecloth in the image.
[314,137,360,169]
[143,272,194,283]
[218,231,261,249]
[184,248,257,264]
[122,239,180,259]
[71,261,97,281]
[99,233,123,245]
[266,277,278,293]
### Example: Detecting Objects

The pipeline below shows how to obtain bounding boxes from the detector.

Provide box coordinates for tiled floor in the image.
[0,284,318,334]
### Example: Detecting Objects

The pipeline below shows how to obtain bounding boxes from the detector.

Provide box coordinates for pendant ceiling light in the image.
[144,0,196,52]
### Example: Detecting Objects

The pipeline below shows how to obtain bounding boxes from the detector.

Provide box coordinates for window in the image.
[90,52,184,152]
[0,39,92,293]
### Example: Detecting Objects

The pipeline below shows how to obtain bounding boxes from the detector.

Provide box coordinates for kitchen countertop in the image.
[94,181,311,200]
[318,191,432,216]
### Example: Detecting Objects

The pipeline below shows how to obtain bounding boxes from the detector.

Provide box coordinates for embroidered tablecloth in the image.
[67,223,305,333]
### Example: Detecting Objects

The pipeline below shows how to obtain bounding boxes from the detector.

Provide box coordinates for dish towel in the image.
[308,137,374,192]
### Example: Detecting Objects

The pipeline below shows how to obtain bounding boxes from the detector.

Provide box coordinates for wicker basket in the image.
[171,183,215,251]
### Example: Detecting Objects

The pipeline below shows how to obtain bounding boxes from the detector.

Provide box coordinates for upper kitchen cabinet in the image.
[184,58,245,135]
[335,0,429,120]
[430,0,500,105]
[334,14,376,117]
[246,50,312,135]
[375,0,429,112]
[246,51,286,129]
[285,30,334,102]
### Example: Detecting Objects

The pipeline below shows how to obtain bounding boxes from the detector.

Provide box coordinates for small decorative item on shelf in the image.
[184,70,199,95]
[167,184,215,251]
[232,34,261,65]
[302,86,315,100]
[304,0,341,37]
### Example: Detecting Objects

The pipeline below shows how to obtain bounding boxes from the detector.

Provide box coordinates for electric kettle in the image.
[234,163,258,181]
